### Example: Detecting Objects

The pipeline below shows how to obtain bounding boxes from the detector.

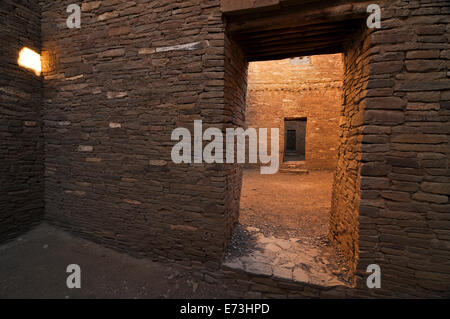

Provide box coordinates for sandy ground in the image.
[239,169,334,241]
[0,223,227,299]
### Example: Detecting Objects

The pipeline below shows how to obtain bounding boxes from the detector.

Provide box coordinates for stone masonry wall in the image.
[20,0,450,299]
[246,54,343,170]
[329,28,368,281]
[354,0,450,297]
[225,0,450,299]
[40,0,232,265]
[0,0,44,243]
[327,0,450,298]
[223,27,248,248]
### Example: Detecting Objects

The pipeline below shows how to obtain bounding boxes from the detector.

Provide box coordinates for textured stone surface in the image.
[329,22,369,281]
[224,226,351,287]
[221,0,280,14]
[0,0,44,243]
[327,0,450,298]
[0,0,448,299]
[245,54,343,170]
[39,0,234,266]
[2,223,449,299]
[353,0,450,298]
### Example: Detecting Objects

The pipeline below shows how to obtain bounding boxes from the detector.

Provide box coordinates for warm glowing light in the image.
[18,47,41,76]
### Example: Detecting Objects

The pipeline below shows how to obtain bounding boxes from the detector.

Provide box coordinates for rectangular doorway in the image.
[225,54,352,287]
[284,118,306,162]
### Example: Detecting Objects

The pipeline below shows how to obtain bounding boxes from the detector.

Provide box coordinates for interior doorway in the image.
[284,118,306,162]
[222,1,370,287]
[225,54,352,287]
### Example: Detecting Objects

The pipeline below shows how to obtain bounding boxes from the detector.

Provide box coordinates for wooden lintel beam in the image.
[236,19,363,41]
[229,2,371,34]
[241,29,355,49]
[243,37,346,56]
[247,46,342,62]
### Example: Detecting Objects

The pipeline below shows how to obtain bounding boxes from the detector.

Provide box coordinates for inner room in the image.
[225,54,352,287]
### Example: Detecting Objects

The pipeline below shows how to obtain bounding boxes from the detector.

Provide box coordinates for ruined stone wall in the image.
[31,0,450,298]
[223,28,248,248]
[245,55,343,170]
[0,0,44,242]
[329,0,450,298]
[40,0,232,265]
[354,0,450,297]
[331,0,450,298]
[329,28,368,281]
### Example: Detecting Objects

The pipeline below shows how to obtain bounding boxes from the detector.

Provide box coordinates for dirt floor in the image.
[239,169,334,242]
[0,223,227,299]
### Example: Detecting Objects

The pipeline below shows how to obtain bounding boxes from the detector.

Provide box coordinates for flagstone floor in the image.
[225,169,352,287]
[224,224,352,287]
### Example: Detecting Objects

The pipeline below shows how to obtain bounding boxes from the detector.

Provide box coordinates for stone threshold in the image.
[280,161,309,175]
[223,226,353,289]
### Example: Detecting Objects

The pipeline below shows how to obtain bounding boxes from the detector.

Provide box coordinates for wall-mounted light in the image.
[18,47,42,76]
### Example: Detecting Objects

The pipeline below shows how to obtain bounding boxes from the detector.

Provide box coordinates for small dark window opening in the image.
[284,118,306,161]
[286,130,297,151]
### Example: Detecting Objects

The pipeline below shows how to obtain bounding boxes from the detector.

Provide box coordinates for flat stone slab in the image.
[225,227,352,288]
[273,266,293,280]
[293,267,310,283]
[246,262,273,277]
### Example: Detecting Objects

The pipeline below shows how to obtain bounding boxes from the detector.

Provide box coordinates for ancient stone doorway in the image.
[284,118,306,162]
[222,1,372,287]
[224,54,353,287]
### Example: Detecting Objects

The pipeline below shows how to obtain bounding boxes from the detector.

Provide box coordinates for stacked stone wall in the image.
[40,0,231,264]
[6,0,448,298]
[354,0,450,297]
[245,55,343,170]
[223,27,248,250]
[0,0,44,243]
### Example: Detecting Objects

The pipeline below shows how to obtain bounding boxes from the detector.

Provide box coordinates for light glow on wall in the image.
[18,47,41,76]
